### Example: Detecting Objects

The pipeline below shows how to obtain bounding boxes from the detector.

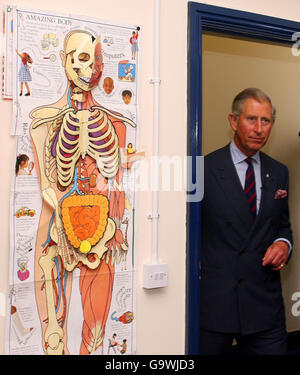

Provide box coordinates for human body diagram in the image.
[29,30,139,355]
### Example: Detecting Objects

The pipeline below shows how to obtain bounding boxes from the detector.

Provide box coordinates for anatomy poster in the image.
[6,6,141,355]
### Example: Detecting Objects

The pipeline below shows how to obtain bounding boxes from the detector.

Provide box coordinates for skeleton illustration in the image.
[30,30,137,354]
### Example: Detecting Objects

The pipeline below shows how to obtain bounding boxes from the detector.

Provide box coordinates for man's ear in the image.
[60,50,66,67]
[228,113,238,132]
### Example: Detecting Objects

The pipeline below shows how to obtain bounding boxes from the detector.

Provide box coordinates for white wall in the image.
[1,0,300,355]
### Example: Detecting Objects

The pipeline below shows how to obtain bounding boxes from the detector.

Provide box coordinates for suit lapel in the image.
[212,145,253,228]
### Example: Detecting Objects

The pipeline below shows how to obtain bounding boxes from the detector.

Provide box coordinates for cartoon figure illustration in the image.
[107,333,118,354]
[127,142,135,154]
[17,256,30,281]
[103,76,114,95]
[118,61,136,82]
[122,143,145,169]
[16,50,33,96]
[15,154,29,176]
[29,30,138,355]
[123,64,134,81]
[15,154,34,176]
[129,28,139,60]
[119,338,127,354]
[122,90,132,105]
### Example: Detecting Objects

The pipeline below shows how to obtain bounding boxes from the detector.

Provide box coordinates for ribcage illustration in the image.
[55,108,120,187]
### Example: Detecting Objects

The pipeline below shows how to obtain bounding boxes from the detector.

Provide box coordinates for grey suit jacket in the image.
[200,144,293,335]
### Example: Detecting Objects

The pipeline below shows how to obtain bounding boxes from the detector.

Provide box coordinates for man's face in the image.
[228,98,274,156]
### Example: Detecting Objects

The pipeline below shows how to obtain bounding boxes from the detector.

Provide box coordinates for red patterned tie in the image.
[244,157,257,221]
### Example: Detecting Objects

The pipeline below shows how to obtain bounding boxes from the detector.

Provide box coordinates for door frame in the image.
[187,1,300,355]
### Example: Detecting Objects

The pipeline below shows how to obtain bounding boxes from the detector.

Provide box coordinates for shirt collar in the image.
[230,140,260,165]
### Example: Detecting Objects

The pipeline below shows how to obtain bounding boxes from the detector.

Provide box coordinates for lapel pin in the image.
[266,173,270,178]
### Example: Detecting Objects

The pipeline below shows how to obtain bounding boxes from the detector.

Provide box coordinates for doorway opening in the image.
[187,2,300,355]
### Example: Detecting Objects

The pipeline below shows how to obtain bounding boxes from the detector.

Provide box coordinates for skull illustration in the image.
[63,30,103,91]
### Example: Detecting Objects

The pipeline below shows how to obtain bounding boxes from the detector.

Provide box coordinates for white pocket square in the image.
[274,189,287,199]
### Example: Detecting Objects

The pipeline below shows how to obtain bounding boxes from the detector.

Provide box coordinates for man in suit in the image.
[200,88,293,355]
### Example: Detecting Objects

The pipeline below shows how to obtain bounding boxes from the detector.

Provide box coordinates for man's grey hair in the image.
[232,88,276,122]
